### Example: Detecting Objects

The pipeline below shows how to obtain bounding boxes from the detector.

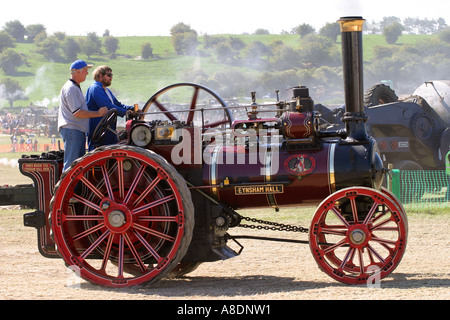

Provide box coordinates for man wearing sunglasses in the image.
[86,65,135,151]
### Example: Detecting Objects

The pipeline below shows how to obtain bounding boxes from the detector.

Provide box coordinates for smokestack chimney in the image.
[338,16,368,141]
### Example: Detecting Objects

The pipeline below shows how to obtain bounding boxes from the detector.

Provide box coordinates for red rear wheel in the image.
[309,187,407,285]
[50,146,193,287]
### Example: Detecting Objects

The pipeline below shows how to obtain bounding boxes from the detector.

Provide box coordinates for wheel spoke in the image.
[204,119,230,128]
[132,223,175,242]
[72,223,105,242]
[370,234,397,247]
[80,175,106,200]
[100,233,115,271]
[123,163,147,205]
[65,215,104,221]
[117,235,125,278]
[367,244,386,263]
[331,207,350,227]
[138,215,178,222]
[117,159,125,200]
[123,232,147,273]
[101,164,115,200]
[132,176,161,207]
[357,248,365,274]
[131,229,162,262]
[371,216,395,231]
[349,196,359,223]
[187,87,200,124]
[154,99,177,121]
[71,195,102,213]
[132,194,175,215]
[320,226,347,236]
[81,229,110,259]
[363,201,379,225]
[323,238,347,254]
[340,247,355,270]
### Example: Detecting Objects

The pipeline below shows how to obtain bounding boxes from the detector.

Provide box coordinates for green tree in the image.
[0,31,15,53]
[213,37,245,63]
[0,78,27,107]
[203,34,226,49]
[438,27,450,44]
[33,31,47,44]
[253,28,270,35]
[82,32,102,57]
[380,16,401,31]
[246,41,271,58]
[299,34,339,68]
[141,42,153,59]
[436,18,447,32]
[242,41,272,69]
[104,36,119,58]
[25,24,46,43]
[35,36,62,61]
[0,48,25,74]
[271,45,301,71]
[170,23,198,55]
[170,22,193,35]
[53,31,66,41]
[61,37,81,61]
[383,22,404,44]
[214,42,234,62]
[319,22,340,42]
[3,20,26,42]
[229,36,246,52]
[292,24,315,37]
[372,45,395,60]
[79,32,102,58]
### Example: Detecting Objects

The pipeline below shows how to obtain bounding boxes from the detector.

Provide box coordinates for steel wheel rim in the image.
[309,187,407,285]
[51,147,191,287]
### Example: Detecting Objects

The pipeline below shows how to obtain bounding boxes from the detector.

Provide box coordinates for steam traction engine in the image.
[20,17,408,287]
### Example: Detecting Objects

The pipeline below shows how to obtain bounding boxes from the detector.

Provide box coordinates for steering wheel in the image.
[141,83,234,129]
[92,109,118,144]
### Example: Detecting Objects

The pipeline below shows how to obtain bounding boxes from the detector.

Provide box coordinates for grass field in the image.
[0,33,434,110]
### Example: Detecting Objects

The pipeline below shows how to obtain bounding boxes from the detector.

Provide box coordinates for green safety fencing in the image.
[387,151,450,211]
[388,169,450,209]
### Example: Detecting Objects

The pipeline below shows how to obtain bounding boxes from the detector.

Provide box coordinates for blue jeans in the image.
[59,128,87,172]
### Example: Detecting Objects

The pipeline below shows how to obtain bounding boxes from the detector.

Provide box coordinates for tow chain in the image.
[237,215,309,233]
[185,181,309,234]
[226,214,311,253]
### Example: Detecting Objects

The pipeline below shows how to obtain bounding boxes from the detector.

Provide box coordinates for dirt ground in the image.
[0,208,449,301]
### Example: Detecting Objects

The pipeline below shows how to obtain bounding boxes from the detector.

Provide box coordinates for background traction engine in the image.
[20,17,408,287]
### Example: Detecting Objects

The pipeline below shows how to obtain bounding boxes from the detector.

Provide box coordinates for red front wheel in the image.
[50,146,194,287]
[309,187,407,285]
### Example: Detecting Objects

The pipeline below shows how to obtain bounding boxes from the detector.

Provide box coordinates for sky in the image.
[1,0,449,36]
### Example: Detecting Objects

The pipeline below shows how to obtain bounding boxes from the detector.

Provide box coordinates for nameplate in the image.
[235,185,284,195]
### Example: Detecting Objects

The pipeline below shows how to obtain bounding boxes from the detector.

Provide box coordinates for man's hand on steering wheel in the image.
[126,104,141,120]
[92,109,118,144]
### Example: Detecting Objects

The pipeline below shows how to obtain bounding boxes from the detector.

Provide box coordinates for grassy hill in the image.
[0,33,435,111]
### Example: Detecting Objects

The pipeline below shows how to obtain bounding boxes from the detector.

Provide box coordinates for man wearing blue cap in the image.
[58,60,108,171]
